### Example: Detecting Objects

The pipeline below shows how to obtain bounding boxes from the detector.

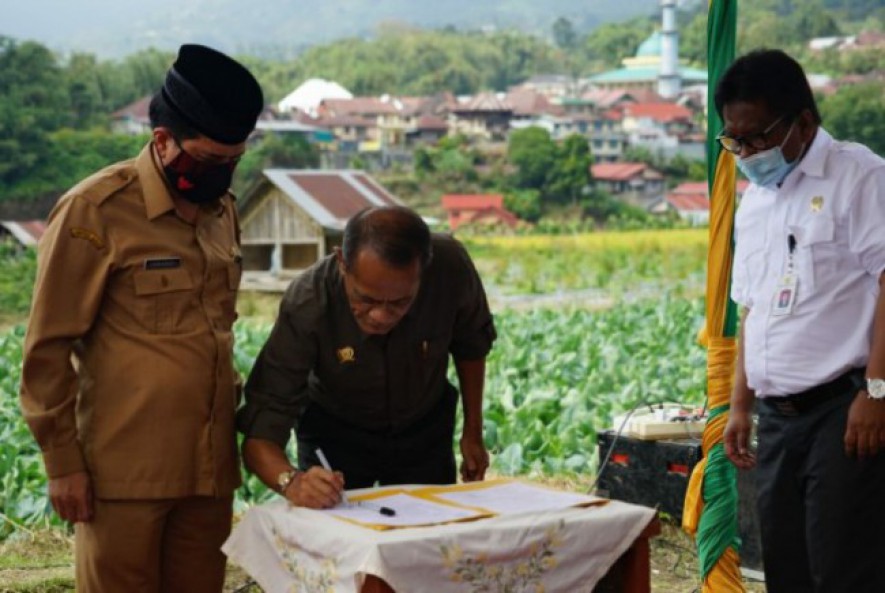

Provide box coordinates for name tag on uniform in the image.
[772,275,798,316]
[144,257,182,270]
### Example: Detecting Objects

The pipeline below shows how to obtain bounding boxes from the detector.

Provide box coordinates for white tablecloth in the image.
[223,489,656,593]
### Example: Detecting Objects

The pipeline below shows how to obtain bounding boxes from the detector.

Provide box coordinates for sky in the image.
[2,0,664,59]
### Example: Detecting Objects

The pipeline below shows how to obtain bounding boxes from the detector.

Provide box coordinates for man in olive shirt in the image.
[19,45,262,592]
[237,206,497,507]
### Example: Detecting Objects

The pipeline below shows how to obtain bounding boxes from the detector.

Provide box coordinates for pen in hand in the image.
[315,448,349,505]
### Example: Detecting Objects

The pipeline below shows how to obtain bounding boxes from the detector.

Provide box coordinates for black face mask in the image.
[163,145,237,204]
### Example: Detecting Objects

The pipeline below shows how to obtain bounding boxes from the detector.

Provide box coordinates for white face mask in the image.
[736,121,802,189]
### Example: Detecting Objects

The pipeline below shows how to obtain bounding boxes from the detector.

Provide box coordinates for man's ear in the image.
[797,109,817,144]
[333,247,346,273]
[152,127,175,162]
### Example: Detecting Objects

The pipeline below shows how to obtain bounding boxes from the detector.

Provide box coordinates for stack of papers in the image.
[319,479,604,529]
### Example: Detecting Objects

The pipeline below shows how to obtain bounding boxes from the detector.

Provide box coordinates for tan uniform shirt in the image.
[20,143,242,499]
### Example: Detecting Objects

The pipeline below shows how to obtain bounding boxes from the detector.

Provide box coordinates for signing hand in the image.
[49,471,93,523]
[285,466,345,509]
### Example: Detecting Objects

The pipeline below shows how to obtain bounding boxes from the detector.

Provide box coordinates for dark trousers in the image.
[295,387,458,489]
[756,384,885,593]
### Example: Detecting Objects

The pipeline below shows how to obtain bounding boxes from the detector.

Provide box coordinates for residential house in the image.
[591,162,664,209]
[510,74,580,99]
[110,96,152,135]
[0,220,46,249]
[317,97,398,149]
[621,102,703,160]
[589,111,627,162]
[237,170,402,279]
[405,115,449,146]
[621,102,695,137]
[651,180,750,225]
[440,194,519,231]
[450,93,513,142]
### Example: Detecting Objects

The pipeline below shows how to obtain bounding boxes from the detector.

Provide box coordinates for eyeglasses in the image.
[716,115,789,155]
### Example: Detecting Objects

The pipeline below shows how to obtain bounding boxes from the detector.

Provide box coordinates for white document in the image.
[321,492,486,527]
[427,481,603,515]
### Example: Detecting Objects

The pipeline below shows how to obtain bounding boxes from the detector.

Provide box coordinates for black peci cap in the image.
[161,44,264,144]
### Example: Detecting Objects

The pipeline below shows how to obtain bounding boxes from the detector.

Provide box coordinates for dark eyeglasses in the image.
[716,115,788,155]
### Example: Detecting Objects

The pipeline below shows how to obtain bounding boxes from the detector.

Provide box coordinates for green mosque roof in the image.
[636,31,662,58]
[588,65,707,84]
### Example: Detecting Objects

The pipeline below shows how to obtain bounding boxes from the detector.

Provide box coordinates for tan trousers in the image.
[74,495,233,593]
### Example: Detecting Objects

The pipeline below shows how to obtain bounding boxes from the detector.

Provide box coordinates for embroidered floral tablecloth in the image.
[223,490,656,593]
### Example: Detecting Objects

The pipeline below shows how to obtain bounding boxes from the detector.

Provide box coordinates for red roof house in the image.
[0,220,46,247]
[655,180,750,224]
[440,194,519,231]
[591,162,665,207]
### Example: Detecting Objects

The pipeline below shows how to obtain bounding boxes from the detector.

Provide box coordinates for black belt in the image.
[759,368,865,416]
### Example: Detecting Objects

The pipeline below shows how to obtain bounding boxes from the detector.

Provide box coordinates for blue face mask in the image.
[736,121,802,189]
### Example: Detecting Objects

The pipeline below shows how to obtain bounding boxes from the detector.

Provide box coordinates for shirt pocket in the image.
[732,236,767,308]
[416,333,452,388]
[133,268,196,334]
[792,216,837,293]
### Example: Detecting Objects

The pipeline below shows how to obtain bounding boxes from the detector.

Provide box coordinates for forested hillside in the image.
[1,0,883,210]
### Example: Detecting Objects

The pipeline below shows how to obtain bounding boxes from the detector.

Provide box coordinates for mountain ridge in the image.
[4,0,664,59]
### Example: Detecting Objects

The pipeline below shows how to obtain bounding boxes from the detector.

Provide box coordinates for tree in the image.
[547,134,592,204]
[583,18,654,68]
[233,133,320,195]
[63,53,106,127]
[0,37,69,192]
[504,189,542,222]
[507,127,557,191]
[820,82,885,157]
[552,17,578,51]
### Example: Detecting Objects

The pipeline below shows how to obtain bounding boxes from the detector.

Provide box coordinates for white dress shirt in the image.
[731,128,885,396]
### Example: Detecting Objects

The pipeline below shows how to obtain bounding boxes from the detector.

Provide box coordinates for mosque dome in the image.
[636,31,662,58]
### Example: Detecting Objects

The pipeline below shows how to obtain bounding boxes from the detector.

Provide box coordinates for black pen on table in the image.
[314,448,396,516]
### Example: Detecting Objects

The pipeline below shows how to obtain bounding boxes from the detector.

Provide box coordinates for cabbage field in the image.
[0,229,711,536]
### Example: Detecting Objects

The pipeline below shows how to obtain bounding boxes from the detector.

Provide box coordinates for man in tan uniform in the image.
[19,44,263,592]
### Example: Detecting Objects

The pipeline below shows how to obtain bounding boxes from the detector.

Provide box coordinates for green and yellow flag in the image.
[682,0,745,591]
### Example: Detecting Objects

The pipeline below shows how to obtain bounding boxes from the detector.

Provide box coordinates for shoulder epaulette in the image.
[66,160,138,207]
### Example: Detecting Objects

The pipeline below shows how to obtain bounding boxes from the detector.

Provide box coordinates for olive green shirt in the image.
[237,235,496,446]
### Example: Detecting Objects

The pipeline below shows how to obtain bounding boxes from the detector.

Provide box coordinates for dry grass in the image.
[0,505,767,593]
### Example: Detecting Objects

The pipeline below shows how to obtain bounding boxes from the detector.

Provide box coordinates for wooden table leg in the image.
[362,574,395,593]
[616,515,662,593]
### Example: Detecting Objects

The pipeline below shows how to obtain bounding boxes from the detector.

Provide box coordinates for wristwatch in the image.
[276,469,299,494]
[865,378,885,400]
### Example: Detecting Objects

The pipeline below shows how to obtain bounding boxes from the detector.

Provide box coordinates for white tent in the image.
[277,79,353,115]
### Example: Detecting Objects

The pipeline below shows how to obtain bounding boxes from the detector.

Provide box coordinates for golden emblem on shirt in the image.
[811,196,824,212]
[336,346,356,364]
[69,227,105,250]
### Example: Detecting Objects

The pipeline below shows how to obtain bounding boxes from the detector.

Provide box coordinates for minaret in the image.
[658,0,681,99]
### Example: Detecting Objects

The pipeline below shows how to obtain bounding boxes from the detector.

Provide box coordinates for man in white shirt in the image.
[720,49,885,593]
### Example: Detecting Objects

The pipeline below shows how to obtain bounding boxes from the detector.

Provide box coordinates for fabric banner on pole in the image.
[682,0,745,591]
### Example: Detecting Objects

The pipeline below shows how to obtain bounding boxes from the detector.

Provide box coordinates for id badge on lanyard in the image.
[772,234,798,317]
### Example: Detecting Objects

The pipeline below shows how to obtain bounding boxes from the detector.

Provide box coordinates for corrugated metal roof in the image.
[261,170,402,230]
